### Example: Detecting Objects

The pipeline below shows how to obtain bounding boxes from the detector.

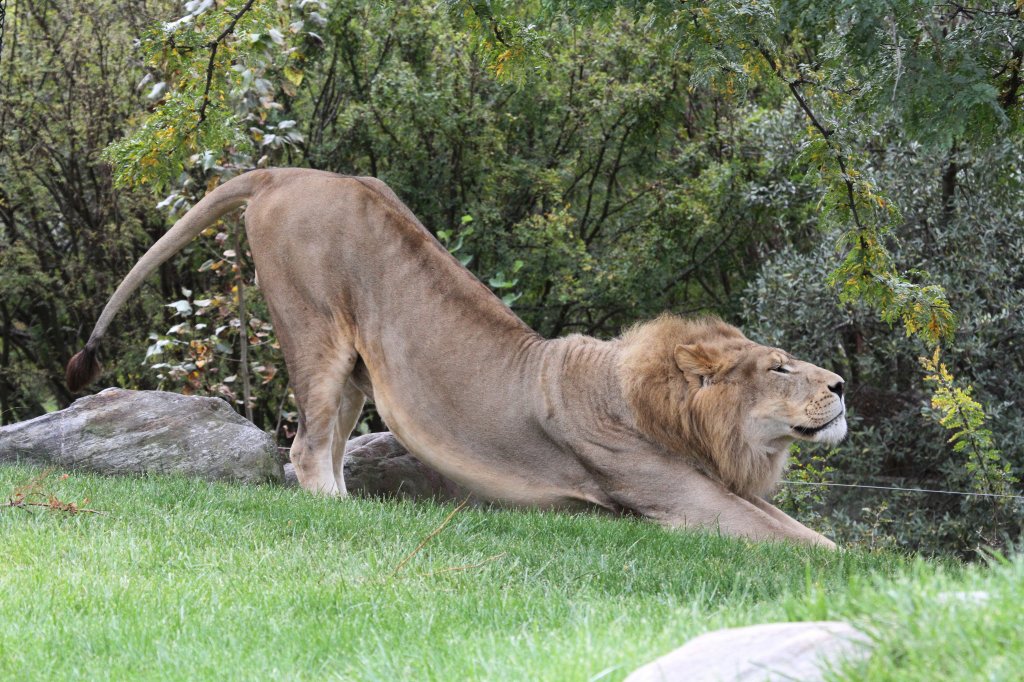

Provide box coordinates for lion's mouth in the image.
[793,413,843,437]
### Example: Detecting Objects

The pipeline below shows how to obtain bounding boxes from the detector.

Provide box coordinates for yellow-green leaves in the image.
[920,348,1017,499]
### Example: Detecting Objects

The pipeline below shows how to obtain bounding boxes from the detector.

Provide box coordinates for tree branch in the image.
[196,0,257,127]
[1000,48,1022,110]
[756,43,868,241]
[233,228,253,423]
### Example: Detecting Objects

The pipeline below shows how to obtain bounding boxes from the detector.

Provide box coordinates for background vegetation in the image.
[1,0,1022,556]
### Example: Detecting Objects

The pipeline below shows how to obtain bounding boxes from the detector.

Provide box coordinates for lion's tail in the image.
[66,170,268,392]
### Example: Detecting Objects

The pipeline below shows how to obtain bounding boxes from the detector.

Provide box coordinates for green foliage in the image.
[679,0,965,346]
[0,0,185,422]
[143,234,292,433]
[743,134,1024,555]
[103,0,323,189]
[776,443,836,532]
[920,348,1017,499]
[299,1,801,337]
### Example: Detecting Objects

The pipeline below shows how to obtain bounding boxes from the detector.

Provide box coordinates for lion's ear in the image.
[674,343,721,381]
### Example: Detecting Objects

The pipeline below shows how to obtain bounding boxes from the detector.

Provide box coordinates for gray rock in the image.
[625,621,872,682]
[283,432,478,503]
[0,388,282,484]
[0,390,474,499]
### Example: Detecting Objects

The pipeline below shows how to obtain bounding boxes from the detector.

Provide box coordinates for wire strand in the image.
[779,480,1024,501]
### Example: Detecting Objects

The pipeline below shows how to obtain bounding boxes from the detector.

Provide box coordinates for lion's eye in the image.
[771,365,790,374]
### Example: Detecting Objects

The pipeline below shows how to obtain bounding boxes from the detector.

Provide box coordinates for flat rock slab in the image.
[283,432,478,503]
[625,621,872,682]
[0,388,282,484]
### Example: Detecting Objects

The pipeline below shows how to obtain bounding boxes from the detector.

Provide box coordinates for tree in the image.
[0,0,180,422]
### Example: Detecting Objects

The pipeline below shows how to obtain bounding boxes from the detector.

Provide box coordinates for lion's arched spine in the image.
[66,170,267,392]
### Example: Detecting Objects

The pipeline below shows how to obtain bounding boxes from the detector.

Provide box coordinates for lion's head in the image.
[618,315,846,497]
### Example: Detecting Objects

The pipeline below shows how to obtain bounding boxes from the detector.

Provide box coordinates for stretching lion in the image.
[67,168,846,547]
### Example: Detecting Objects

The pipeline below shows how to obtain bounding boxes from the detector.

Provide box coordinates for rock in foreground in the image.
[0,388,282,484]
[625,621,872,682]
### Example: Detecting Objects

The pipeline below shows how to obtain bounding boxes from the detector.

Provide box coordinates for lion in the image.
[67,168,846,547]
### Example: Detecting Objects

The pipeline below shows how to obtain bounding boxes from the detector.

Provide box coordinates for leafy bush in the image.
[743,140,1024,555]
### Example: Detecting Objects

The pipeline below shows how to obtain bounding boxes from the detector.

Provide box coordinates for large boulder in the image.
[625,621,872,682]
[0,388,282,484]
[283,432,478,503]
[0,389,474,500]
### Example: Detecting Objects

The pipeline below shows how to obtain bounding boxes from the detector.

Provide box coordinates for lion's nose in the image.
[829,381,845,399]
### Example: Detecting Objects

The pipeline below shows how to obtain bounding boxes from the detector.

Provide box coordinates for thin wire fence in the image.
[780,479,1024,501]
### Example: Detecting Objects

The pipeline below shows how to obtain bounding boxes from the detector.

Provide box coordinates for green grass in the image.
[0,464,1019,681]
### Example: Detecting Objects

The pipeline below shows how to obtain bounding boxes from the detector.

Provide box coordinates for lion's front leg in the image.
[657,487,832,548]
[747,495,836,549]
[604,458,836,548]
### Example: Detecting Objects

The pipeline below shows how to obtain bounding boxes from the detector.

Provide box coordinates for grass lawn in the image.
[1,464,1020,681]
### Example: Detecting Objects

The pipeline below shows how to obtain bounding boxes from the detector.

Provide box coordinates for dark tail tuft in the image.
[66,345,102,392]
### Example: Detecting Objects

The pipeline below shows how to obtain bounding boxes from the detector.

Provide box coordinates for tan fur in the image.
[618,315,846,498]
[68,168,846,547]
